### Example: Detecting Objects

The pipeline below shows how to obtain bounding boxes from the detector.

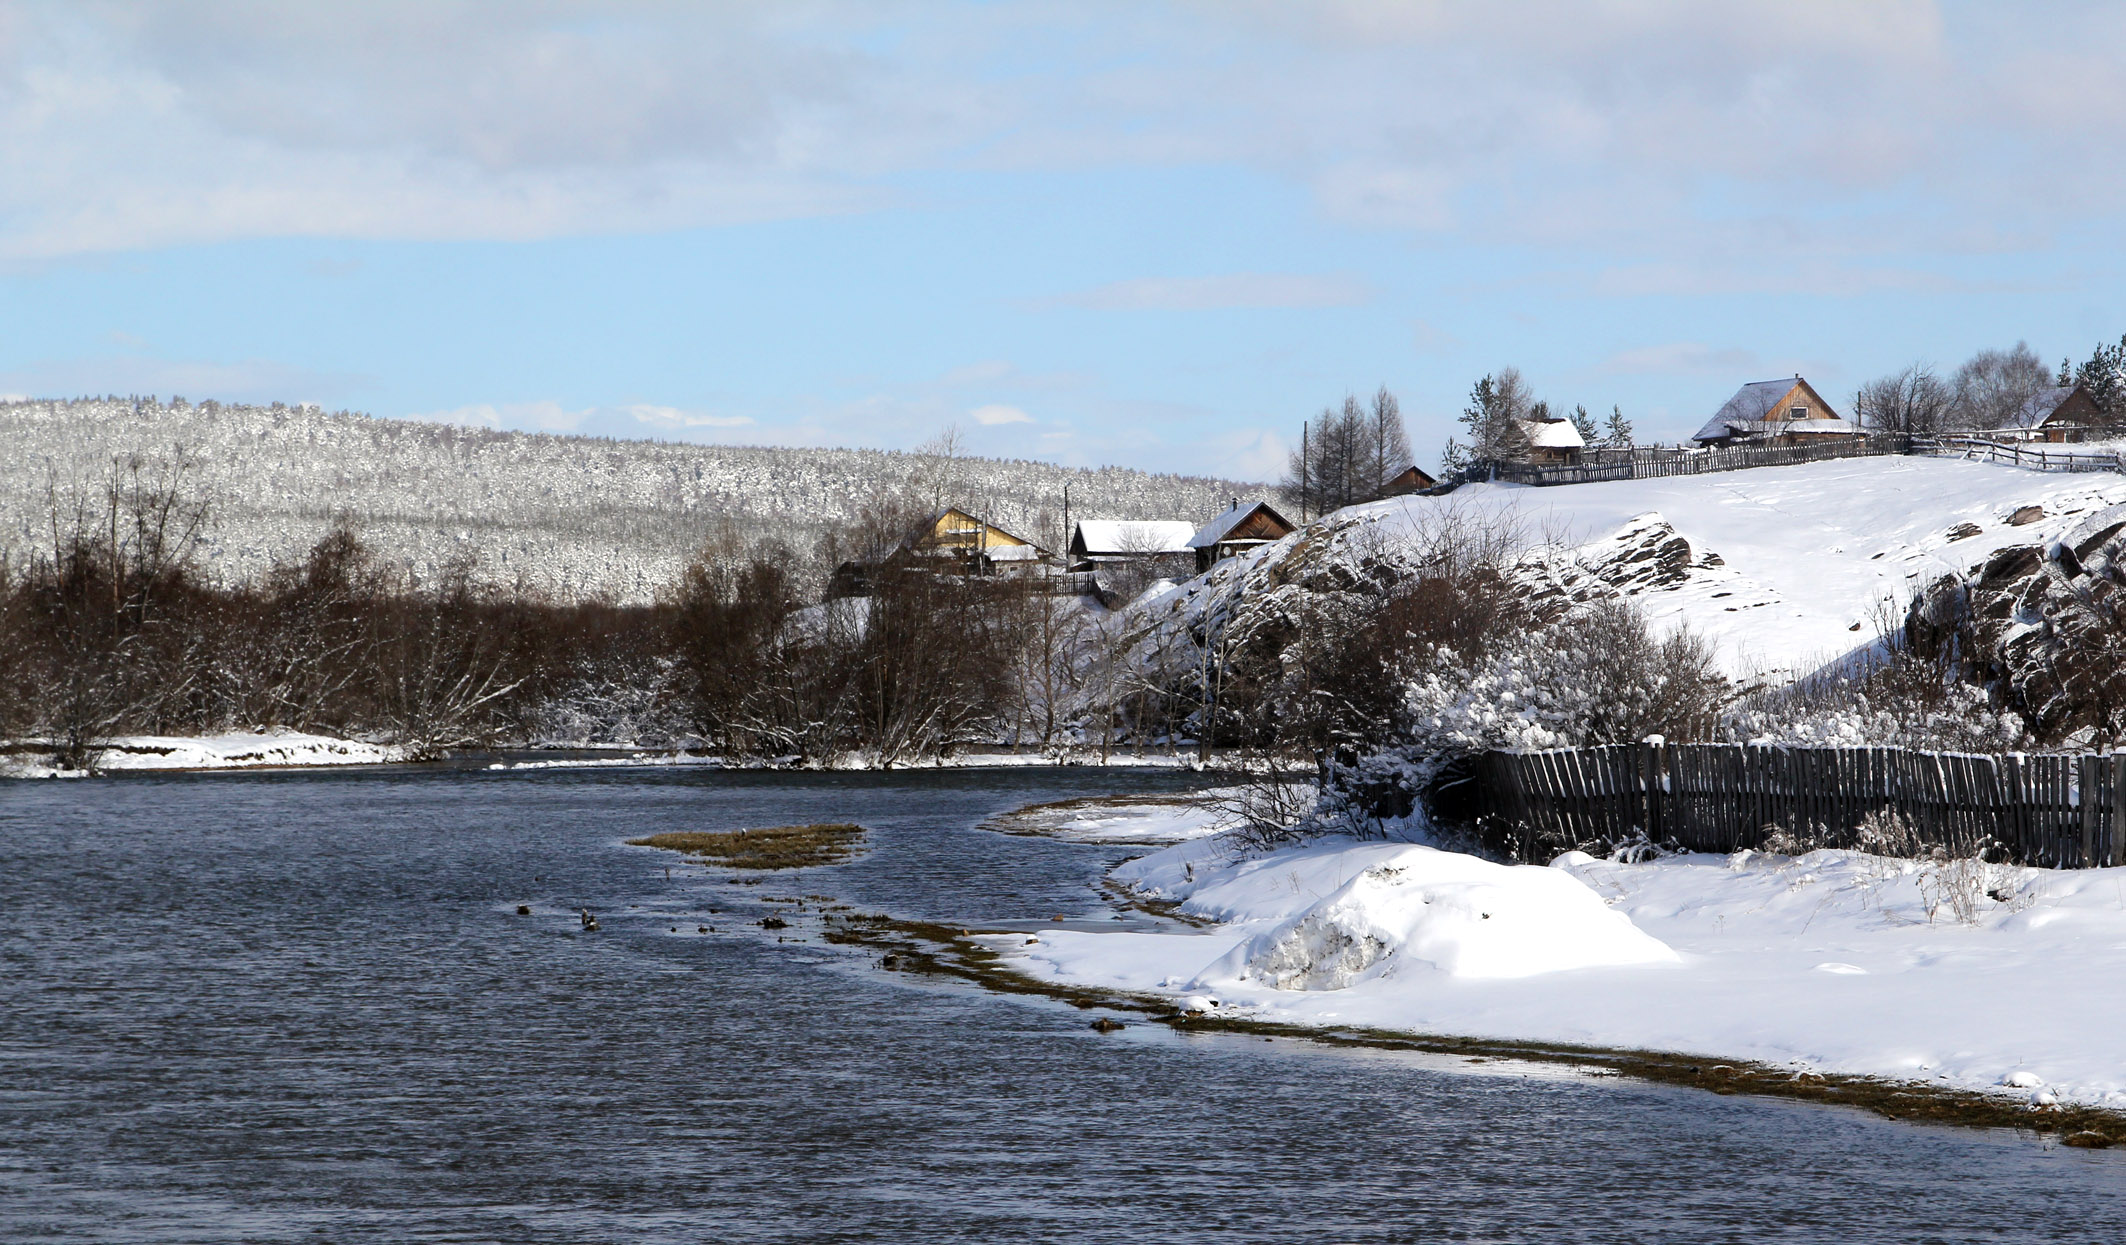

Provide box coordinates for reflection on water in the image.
[3,766,2120,1243]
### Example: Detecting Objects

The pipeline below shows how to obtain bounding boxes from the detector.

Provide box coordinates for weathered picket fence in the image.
[1912,433,2126,475]
[1482,433,1912,487]
[1454,742,2124,868]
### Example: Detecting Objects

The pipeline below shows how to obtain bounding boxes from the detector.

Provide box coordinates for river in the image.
[4,766,2121,1243]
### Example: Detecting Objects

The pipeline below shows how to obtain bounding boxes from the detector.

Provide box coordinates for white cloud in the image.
[1048,273,1371,311]
[2,1,2122,283]
[1197,427,1289,484]
[412,401,587,432]
[969,403,1033,425]
[624,404,753,429]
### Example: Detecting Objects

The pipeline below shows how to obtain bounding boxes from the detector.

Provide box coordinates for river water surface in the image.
[4,766,2123,1243]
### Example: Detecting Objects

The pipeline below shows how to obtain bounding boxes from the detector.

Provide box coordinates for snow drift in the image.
[1215,845,1680,988]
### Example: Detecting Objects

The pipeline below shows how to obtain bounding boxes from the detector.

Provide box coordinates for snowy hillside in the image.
[1436,456,2126,680]
[1130,455,2126,689]
[0,398,1259,602]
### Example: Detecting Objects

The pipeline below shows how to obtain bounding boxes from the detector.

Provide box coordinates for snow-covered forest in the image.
[0,397,1258,602]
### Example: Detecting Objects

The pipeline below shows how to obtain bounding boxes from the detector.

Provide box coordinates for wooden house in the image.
[1188,500,1295,574]
[1517,417,1584,465]
[1692,376,1859,447]
[1068,520,1197,573]
[1382,465,1438,495]
[2001,383,2107,443]
[907,508,1046,573]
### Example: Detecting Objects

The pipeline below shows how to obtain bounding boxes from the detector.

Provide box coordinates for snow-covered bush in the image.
[1728,636,2026,752]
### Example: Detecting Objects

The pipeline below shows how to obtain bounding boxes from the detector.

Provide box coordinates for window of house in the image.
[1789,406,1809,420]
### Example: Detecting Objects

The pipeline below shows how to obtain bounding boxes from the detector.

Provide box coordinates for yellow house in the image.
[909,508,1046,570]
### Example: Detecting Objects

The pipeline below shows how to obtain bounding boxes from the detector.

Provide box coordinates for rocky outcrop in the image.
[1908,503,2126,742]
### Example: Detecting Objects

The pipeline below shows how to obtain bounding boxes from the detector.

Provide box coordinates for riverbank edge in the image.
[827,911,2126,1145]
[0,738,1215,778]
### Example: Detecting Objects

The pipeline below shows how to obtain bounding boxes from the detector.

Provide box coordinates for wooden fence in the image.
[1454,742,2124,868]
[1913,434,2126,475]
[1481,434,1912,487]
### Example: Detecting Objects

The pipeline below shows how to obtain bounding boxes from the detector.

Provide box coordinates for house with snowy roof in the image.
[1999,382,2106,443]
[1517,416,1585,465]
[1692,376,1859,447]
[1067,519,1197,572]
[905,508,1046,572]
[1189,500,1294,573]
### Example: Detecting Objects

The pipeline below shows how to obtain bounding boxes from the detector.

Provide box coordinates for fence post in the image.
[2111,753,2126,868]
[2083,754,2101,867]
[1641,736,1664,841]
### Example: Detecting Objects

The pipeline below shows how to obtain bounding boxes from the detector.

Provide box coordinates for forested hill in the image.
[0,398,1260,603]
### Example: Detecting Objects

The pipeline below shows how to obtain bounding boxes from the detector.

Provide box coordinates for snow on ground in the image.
[981,790,1246,843]
[4,730,404,777]
[1364,455,2126,680]
[40,731,409,774]
[1005,820,2126,1109]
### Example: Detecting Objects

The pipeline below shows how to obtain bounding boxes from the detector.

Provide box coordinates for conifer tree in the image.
[1570,403,1598,444]
[1603,404,1634,447]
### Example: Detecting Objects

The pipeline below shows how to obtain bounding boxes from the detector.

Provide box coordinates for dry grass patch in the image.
[628,823,865,870]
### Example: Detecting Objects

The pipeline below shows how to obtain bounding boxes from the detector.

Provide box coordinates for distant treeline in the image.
[0,397,1258,604]
[0,457,1128,769]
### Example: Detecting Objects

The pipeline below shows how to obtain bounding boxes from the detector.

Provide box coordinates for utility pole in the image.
[1300,420,1309,523]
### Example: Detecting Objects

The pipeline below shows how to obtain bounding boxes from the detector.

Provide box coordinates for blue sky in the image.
[4,1,2125,481]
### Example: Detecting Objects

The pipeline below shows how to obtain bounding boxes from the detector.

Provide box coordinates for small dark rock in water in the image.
[669,926,677,933]
[1090,1018,1126,1033]
[881,953,901,970]
[760,916,789,930]
[698,925,708,934]
[516,905,531,916]
[2064,1131,2114,1149]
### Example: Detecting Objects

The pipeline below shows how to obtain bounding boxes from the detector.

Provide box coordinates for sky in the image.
[4,1,2126,482]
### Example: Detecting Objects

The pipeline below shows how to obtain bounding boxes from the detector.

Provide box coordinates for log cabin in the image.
[2001,383,2107,443]
[1382,465,1438,495]
[1692,376,1859,447]
[1517,417,1585,465]
[1188,500,1295,574]
[1068,519,1197,573]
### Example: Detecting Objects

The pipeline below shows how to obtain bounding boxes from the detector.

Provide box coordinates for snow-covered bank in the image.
[1005,818,2126,1110]
[1441,455,2126,680]
[0,730,408,777]
[1131,456,2126,690]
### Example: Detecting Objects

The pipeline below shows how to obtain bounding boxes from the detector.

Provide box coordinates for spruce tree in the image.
[1570,403,1598,444]
[1603,404,1634,447]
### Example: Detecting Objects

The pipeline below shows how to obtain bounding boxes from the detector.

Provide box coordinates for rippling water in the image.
[4,766,2121,1243]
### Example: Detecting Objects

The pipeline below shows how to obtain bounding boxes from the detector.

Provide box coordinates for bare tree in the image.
[1284,386,1412,514]
[1854,363,1953,434]
[1366,385,1412,497]
[1950,342,2050,431]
